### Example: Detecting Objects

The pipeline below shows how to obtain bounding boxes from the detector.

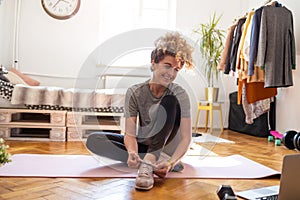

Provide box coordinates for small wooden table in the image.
[193,100,223,133]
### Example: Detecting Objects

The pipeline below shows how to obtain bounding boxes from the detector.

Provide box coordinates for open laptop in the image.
[236,154,300,200]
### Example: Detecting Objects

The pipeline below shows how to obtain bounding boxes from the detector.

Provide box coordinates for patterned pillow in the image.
[0,74,9,82]
[0,80,13,101]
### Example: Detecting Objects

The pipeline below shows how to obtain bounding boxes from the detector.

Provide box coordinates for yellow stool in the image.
[193,101,223,133]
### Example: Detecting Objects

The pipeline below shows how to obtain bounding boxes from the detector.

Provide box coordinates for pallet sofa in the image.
[0,79,125,142]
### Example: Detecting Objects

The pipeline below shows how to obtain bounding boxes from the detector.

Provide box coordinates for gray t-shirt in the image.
[124,79,191,144]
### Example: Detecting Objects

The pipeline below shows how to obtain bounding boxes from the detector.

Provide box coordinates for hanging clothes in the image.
[256,5,296,88]
[248,6,264,76]
[236,9,277,124]
[241,82,274,124]
[248,1,283,76]
[226,17,246,74]
[236,11,277,105]
[218,23,237,72]
[238,80,277,104]
[240,9,266,83]
[236,10,255,73]
[222,1,295,124]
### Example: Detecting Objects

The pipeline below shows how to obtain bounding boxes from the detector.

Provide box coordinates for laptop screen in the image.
[278,154,300,200]
[236,154,300,200]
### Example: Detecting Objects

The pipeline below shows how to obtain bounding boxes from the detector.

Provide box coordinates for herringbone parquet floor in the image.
[0,130,296,200]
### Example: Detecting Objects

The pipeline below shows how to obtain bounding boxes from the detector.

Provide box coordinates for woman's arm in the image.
[155,118,192,177]
[167,117,192,165]
[124,116,140,168]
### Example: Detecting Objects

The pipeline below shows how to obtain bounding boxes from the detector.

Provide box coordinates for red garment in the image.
[237,79,277,104]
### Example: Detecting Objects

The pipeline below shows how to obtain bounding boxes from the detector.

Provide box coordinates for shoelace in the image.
[138,164,153,177]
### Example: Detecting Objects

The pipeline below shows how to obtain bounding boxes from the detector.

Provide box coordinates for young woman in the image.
[86,32,194,190]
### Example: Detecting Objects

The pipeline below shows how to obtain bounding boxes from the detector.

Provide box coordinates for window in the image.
[98,0,176,43]
[97,0,176,81]
[138,0,176,29]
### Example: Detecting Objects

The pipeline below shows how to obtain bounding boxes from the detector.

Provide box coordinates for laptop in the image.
[236,154,300,200]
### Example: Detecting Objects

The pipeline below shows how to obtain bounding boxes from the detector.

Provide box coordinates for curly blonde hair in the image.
[152,32,194,69]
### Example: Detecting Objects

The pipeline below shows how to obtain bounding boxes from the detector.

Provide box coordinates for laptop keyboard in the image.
[255,194,278,200]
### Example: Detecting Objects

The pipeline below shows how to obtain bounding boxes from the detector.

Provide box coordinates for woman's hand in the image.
[127,152,140,168]
[153,161,172,178]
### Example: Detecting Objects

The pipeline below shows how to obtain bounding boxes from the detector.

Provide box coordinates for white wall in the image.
[0,0,299,133]
[0,0,14,67]
[1,0,101,87]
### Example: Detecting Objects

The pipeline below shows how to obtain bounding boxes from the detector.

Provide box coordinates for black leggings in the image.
[86,95,181,162]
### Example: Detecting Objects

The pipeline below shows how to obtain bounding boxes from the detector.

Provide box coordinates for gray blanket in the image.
[11,84,125,109]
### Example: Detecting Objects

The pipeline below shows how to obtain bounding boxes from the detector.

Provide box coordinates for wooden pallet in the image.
[66,111,124,141]
[66,111,124,126]
[0,109,125,142]
[0,109,67,126]
[0,124,66,142]
[67,126,122,141]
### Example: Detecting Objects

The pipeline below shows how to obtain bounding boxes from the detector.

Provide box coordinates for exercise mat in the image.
[0,154,279,179]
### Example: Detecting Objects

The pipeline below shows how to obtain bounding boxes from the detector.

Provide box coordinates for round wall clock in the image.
[41,0,81,20]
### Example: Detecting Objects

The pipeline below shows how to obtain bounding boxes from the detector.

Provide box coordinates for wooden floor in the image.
[0,129,297,200]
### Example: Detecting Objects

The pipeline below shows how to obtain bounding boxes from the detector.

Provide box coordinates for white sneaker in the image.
[135,163,154,190]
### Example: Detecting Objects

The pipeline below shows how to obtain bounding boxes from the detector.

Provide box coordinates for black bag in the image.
[228,92,275,137]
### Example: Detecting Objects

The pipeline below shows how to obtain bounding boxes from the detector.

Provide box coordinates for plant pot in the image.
[205,87,219,102]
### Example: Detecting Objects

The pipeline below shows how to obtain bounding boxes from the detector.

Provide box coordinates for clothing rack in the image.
[222,0,294,126]
[263,0,272,6]
[263,0,278,7]
[232,1,277,23]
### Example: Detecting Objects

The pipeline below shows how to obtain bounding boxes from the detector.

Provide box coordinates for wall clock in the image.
[41,0,81,20]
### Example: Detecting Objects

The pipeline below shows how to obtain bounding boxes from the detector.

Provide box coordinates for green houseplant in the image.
[0,138,11,166]
[194,12,225,101]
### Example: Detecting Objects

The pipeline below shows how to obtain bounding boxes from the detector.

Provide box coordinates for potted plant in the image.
[0,138,11,166]
[194,12,225,102]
